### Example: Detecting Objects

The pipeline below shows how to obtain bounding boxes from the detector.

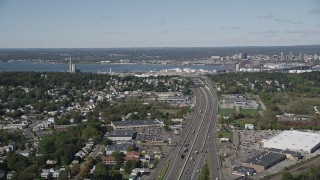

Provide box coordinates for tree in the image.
[123,160,139,174]
[281,171,294,180]
[103,138,113,145]
[111,151,123,162]
[126,146,136,152]
[81,126,100,141]
[94,162,109,179]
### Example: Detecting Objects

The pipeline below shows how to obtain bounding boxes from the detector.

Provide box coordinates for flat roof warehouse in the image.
[111,120,164,130]
[262,130,320,153]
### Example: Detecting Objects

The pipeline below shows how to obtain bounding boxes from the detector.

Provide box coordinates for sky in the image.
[0,0,319,48]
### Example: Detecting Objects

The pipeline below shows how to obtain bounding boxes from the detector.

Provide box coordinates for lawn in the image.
[215,130,233,139]
[239,109,260,117]
[219,108,235,116]
[277,97,320,114]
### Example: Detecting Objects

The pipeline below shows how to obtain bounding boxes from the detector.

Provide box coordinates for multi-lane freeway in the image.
[161,80,220,180]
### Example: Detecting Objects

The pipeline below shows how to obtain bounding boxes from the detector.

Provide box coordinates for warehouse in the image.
[262,130,320,154]
[242,152,286,172]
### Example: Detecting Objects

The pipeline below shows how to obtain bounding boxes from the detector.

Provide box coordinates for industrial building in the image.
[262,130,320,154]
[111,120,164,130]
[242,152,286,172]
[106,130,135,141]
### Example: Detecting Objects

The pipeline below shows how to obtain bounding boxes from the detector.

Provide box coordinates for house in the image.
[8,142,16,151]
[6,171,16,180]
[52,170,60,178]
[124,151,141,162]
[20,149,31,157]
[140,155,151,163]
[46,160,58,165]
[48,117,55,124]
[101,156,117,165]
[41,168,54,178]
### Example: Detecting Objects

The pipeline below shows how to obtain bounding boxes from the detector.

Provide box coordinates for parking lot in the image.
[219,130,320,179]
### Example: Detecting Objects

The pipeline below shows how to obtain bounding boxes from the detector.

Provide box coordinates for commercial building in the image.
[232,166,256,176]
[106,130,135,141]
[105,142,135,155]
[111,120,164,130]
[262,130,320,154]
[269,148,302,160]
[242,152,286,172]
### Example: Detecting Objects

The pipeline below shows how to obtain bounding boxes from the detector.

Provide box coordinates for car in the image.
[196,170,200,173]
[180,154,185,159]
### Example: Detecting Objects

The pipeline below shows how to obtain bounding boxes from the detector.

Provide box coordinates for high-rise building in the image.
[314,54,318,60]
[280,52,284,61]
[235,63,240,72]
[242,52,247,59]
[69,57,76,73]
[289,51,293,60]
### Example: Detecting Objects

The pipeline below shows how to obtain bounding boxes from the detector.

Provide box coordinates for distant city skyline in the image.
[0,0,319,48]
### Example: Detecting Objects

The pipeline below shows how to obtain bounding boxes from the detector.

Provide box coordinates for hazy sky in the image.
[0,0,319,48]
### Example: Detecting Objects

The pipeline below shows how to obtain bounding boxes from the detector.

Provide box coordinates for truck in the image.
[184,148,188,153]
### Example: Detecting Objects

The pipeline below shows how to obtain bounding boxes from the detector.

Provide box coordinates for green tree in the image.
[199,161,209,180]
[281,171,294,180]
[81,126,100,141]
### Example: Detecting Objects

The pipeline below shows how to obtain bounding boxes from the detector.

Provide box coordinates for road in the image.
[162,79,220,180]
[149,88,204,180]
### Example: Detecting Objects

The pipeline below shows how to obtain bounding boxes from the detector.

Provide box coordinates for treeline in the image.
[282,165,320,180]
[210,72,320,95]
[210,72,320,130]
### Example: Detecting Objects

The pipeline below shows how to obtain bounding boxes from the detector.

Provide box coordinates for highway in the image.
[162,79,221,180]
[149,87,204,180]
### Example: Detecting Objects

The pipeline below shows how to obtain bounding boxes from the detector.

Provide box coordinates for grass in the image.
[240,109,260,117]
[157,159,170,180]
[219,108,235,116]
[277,97,320,113]
[215,130,233,139]
[236,118,256,126]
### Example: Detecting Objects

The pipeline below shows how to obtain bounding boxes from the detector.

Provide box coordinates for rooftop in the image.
[244,151,286,168]
[263,130,320,153]
[106,142,135,152]
[112,120,163,127]
[108,130,135,137]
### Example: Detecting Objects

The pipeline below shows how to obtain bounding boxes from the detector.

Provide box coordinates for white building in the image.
[48,117,55,124]
[245,124,254,130]
[262,130,320,154]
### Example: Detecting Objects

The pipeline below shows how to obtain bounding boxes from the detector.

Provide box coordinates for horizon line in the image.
[1,44,320,49]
